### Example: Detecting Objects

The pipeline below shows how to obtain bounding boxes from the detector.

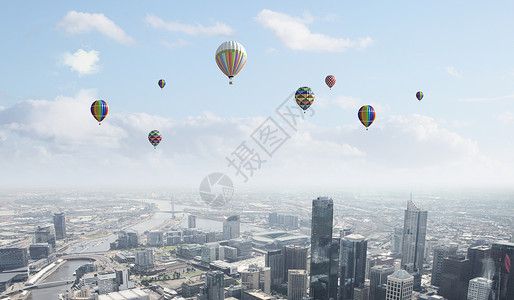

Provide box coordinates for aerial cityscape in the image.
[1,1,514,300]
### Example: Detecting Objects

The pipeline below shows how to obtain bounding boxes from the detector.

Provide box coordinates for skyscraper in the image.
[188,215,197,228]
[467,277,493,300]
[339,234,367,300]
[369,265,395,300]
[266,248,285,290]
[288,270,308,300]
[491,242,514,300]
[438,255,472,300]
[400,199,427,291]
[283,245,308,280]
[467,245,492,279]
[431,244,458,287]
[34,225,56,247]
[223,215,240,240]
[310,196,337,300]
[53,212,66,240]
[385,270,413,300]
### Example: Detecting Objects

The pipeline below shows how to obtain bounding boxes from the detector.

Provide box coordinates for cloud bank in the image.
[145,14,234,37]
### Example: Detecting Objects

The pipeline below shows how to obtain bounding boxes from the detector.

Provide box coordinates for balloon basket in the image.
[229,81,233,85]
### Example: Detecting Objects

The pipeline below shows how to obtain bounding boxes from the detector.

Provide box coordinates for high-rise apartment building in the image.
[339,234,367,300]
[135,249,154,271]
[431,244,458,287]
[400,199,427,291]
[287,269,308,300]
[204,270,225,300]
[369,265,395,300]
[53,212,66,240]
[310,196,337,300]
[467,277,493,300]
[223,215,240,240]
[385,270,413,300]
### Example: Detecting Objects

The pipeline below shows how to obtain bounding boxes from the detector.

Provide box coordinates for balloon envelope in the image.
[215,41,247,82]
[325,75,336,89]
[148,130,162,148]
[158,79,166,89]
[358,105,375,129]
[91,100,109,124]
[416,91,423,101]
[295,87,315,111]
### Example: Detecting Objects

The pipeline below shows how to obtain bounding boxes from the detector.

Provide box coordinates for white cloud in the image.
[497,111,514,124]
[446,66,462,78]
[265,47,278,54]
[255,9,372,52]
[332,95,362,110]
[161,39,190,50]
[145,14,234,37]
[58,11,134,44]
[452,120,471,127]
[62,49,100,76]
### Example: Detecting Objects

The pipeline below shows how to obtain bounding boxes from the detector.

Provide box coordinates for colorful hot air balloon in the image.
[295,87,315,113]
[325,75,336,89]
[215,41,247,85]
[416,91,423,102]
[91,100,109,125]
[358,105,376,130]
[158,79,166,89]
[148,130,162,149]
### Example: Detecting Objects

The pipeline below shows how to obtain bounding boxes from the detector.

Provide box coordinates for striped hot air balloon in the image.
[215,41,247,85]
[358,105,376,130]
[416,91,423,102]
[91,100,109,125]
[158,79,166,89]
[148,130,162,149]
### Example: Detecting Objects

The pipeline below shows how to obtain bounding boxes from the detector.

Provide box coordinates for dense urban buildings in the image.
[400,199,427,291]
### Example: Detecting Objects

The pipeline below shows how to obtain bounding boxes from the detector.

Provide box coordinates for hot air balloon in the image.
[295,87,315,113]
[416,91,423,102]
[91,100,109,125]
[325,75,336,89]
[148,130,162,149]
[215,41,247,85]
[158,79,166,89]
[358,105,375,130]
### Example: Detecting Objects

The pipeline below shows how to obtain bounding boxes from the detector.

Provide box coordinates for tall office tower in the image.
[467,245,491,279]
[353,285,370,300]
[223,215,240,240]
[400,199,427,291]
[188,215,197,228]
[310,196,337,300]
[205,271,225,300]
[241,265,271,294]
[467,277,493,300]
[391,227,403,254]
[339,234,367,300]
[283,245,308,280]
[53,212,66,240]
[369,265,395,300]
[431,244,458,287]
[266,249,285,291]
[34,225,56,247]
[0,247,28,270]
[438,255,472,300]
[288,269,308,300]
[491,242,514,300]
[385,270,413,300]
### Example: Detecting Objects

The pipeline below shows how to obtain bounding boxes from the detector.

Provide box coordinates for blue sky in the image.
[1,1,513,190]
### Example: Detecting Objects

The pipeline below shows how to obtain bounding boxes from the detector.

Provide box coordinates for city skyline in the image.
[1,2,514,190]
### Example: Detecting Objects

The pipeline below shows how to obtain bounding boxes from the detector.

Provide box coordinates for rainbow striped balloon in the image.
[215,41,247,84]
[91,100,109,125]
[358,105,375,130]
[158,79,166,89]
[148,130,162,149]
